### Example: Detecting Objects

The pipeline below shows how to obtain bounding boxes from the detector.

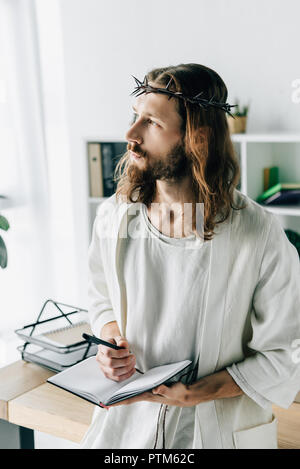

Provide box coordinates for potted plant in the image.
[0,214,9,268]
[227,101,249,134]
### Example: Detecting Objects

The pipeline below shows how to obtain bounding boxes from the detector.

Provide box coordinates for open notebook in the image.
[47,356,192,407]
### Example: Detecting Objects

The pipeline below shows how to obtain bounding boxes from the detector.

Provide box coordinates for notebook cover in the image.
[257,183,300,202]
[263,189,300,205]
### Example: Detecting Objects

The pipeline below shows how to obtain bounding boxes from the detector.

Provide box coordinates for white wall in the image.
[54,0,300,307]
[59,0,300,135]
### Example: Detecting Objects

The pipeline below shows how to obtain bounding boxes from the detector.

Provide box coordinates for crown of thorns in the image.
[130,75,237,117]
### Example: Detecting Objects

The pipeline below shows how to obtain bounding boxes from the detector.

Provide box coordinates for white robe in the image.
[81,190,300,449]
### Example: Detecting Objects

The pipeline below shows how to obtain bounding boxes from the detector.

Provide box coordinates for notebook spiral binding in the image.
[44,320,88,337]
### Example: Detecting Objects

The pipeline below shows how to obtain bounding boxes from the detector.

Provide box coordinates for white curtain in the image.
[0,0,53,364]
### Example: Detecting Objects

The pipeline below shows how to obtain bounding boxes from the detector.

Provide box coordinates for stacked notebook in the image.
[15,300,97,372]
[33,321,94,348]
[257,182,300,205]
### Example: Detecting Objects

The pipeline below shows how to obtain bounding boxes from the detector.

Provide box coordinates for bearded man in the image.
[81,64,300,449]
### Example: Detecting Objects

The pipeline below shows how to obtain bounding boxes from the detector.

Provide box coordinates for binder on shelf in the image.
[101,142,116,197]
[263,166,279,191]
[101,142,127,197]
[87,141,127,199]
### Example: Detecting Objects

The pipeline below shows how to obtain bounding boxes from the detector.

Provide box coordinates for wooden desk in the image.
[0,361,299,448]
[273,403,300,449]
[0,361,54,420]
[0,360,56,448]
[9,383,94,443]
[0,360,93,448]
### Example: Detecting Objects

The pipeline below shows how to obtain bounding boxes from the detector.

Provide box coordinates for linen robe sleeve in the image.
[227,214,300,409]
[87,214,117,337]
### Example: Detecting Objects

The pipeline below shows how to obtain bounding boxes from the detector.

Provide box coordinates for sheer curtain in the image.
[0,0,53,364]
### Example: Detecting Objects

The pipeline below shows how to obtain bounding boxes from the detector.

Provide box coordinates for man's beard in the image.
[127,142,191,185]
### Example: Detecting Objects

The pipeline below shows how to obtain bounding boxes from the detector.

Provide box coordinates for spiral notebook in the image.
[37,321,93,348]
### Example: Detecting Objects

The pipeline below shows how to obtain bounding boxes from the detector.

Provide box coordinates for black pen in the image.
[82,333,144,374]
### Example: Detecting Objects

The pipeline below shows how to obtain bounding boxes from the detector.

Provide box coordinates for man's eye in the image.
[131,113,159,127]
[148,119,158,126]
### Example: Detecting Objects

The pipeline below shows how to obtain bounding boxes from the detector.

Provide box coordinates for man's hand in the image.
[108,381,192,408]
[107,370,244,408]
[96,321,137,382]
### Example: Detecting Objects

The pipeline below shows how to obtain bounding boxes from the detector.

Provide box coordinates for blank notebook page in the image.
[49,356,139,403]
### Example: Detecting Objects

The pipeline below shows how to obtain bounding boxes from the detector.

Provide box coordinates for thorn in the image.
[136,90,146,97]
[132,75,142,87]
[165,77,173,90]
[193,92,204,99]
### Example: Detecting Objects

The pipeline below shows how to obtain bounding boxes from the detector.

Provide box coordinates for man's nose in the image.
[126,121,143,145]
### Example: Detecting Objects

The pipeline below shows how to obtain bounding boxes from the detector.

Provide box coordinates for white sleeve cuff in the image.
[226,364,272,409]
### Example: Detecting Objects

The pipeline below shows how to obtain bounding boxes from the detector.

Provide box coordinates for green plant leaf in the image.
[0,234,8,268]
[231,100,249,117]
[0,215,9,231]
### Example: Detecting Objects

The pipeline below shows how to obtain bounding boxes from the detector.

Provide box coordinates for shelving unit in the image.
[86,133,300,238]
[231,132,300,233]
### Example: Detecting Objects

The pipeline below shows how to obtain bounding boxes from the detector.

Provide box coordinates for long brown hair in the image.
[115,63,246,240]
